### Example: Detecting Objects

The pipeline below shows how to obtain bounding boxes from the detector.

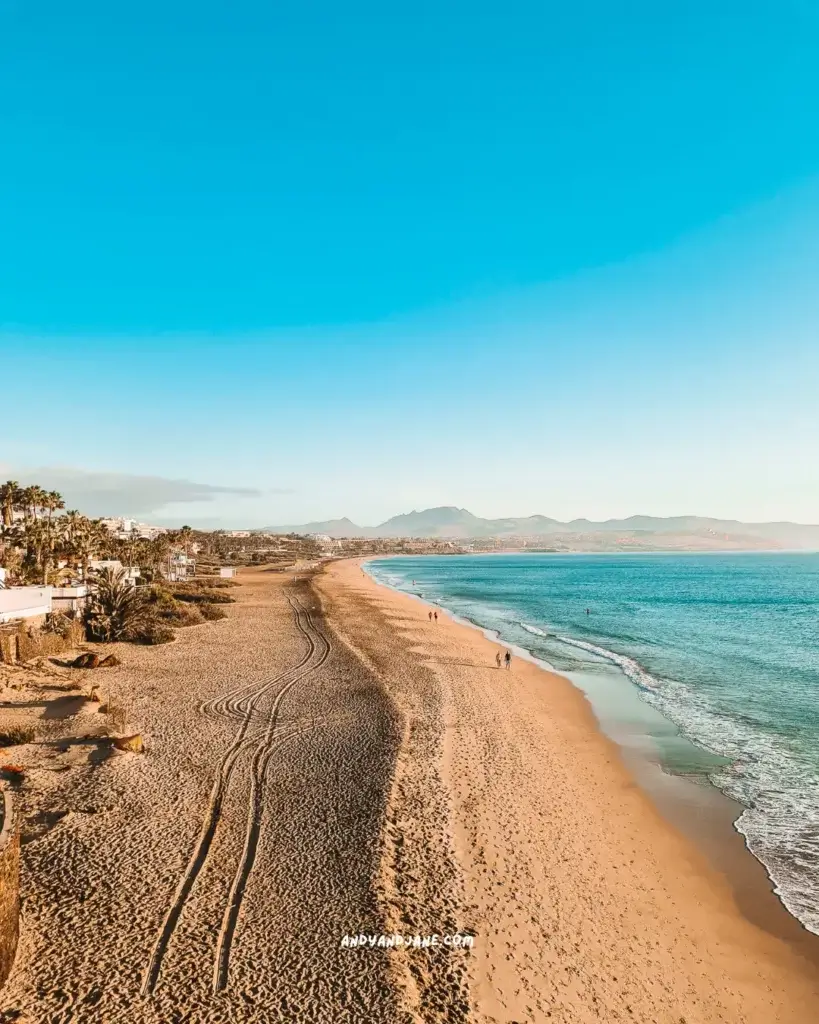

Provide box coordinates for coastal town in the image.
[0,480,467,641]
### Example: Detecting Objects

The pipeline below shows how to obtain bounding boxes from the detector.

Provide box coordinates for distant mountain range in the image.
[266,507,819,549]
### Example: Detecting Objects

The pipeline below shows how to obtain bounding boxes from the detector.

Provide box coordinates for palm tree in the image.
[85,566,150,641]
[179,525,194,572]
[18,485,36,523]
[121,531,149,574]
[88,519,114,560]
[141,534,171,581]
[0,545,23,585]
[38,491,66,584]
[23,518,51,582]
[45,491,65,520]
[0,481,20,528]
[59,511,91,578]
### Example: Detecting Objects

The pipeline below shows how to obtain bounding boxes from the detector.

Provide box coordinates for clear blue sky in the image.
[2,2,818,525]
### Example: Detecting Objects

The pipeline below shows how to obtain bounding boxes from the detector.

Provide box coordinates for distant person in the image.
[504,650,511,669]
[495,651,502,669]
[428,610,433,621]
[434,611,438,623]
[586,608,590,615]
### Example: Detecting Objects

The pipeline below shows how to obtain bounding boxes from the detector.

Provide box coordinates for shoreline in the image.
[325,555,819,1020]
[361,554,819,959]
[7,559,817,1022]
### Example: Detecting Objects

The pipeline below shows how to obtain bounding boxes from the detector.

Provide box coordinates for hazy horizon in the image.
[2,464,818,532]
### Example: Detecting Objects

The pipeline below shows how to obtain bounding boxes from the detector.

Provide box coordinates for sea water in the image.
[366,552,819,935]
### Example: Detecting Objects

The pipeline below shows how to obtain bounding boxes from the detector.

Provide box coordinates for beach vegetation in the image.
[125,618,176,646]
[0,481,118,585]
[1,479,253,651]
[171,585,234,605]
[169,603,205,627]
[144,586,200,625]
[199,603,227,621]
[85,567,150,642]
[0,724,37,747]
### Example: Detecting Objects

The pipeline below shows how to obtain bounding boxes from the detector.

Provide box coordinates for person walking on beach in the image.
[495,651,502,669]
[434,611,438,623]
[504,650,511,669]
[428,610,433,621]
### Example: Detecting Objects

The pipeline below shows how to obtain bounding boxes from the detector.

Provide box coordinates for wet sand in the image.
[618,737,819,962]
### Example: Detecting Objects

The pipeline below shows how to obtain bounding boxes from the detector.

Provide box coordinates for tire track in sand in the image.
[141,595,322,997]
[212,606,332,993]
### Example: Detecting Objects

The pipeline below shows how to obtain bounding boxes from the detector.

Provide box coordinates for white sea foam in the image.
[555,634,662,692]
[518,622,549,638]
[649,680,819,934]
[552,635,819,935]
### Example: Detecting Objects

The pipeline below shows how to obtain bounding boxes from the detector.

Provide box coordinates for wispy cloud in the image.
[0,465,276,517]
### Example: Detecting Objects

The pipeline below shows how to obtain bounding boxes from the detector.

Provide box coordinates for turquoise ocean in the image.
[366,552,819,935]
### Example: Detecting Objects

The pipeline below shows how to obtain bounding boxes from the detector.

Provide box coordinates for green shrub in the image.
[143,588,196,625]
[173,603,205,627]
[172,588,234,605]
[124,616,175,645]
[200,603,227,621]
[43,612,74,638]
[85,568,150,642]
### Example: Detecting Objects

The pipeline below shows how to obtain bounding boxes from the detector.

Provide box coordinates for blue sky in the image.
[2,2,818,525]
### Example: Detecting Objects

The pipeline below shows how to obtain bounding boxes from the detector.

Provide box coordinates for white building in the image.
[164,553,196,582]
[0,586,53,624]
[99,517,166,540]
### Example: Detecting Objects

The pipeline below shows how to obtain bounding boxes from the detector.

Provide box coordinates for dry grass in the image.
[0,724,38,747]
[199,603,228,622]
[105,703,128,733]
[170,604,205,627]
[127,582,235,640]
[128,618,176,645]
[171,587,234,606]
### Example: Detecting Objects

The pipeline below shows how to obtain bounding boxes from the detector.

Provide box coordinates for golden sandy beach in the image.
[1,559,817,1022]
[319,558,819,1023]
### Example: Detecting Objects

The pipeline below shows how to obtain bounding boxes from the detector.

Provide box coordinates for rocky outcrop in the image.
[71,652,100,669]
[112,734,143,753]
